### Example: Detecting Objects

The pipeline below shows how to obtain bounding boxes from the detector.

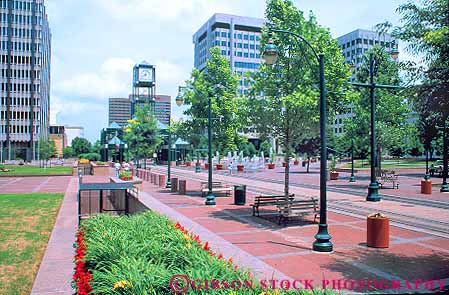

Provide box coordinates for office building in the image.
[49,125,66,157]
[65,126,84,146]
[109,97,131,127]
[109,94,171,127]
[193,13,265,95]
[153,94,171,125]
[333,29,399,135]
[0,0,52,161]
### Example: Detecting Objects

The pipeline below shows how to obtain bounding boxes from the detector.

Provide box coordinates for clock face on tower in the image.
[138,68,153,83]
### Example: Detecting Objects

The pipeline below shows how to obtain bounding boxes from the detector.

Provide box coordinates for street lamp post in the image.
[349,138,356,182]
[263,29,332,253]
[441,120,449,192]
[166,132,172,188]
[176,86,216,205]
[351,52,400,202]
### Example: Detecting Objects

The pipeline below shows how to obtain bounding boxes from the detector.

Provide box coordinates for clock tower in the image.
[131,61,156,116]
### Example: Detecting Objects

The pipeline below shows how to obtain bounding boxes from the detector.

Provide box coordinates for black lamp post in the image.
[349,138,356,182]
[350,51,400,202]
[166,132,172,188]
[176,86,216,205]
[441,120,449,192]
[263,29,332,253]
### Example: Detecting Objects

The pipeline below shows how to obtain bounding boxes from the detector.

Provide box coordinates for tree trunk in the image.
[284,143,290,197]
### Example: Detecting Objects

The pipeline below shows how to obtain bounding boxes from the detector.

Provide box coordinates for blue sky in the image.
[46,0,406,142]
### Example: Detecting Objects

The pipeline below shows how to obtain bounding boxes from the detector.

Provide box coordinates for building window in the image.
[342,44,345,49]
[237,52,242,57]
[250,53,255,58]
[250,44,255,49]
[221,50,226,55]
[369,40,373,45]
[238,33,242,39]
[244,43,248,49]
[244,53,248,58]
[346,42,350,48]
[250,35,255,41]
[221,41,226,46]
[356,38,362,44]
[244,34,248,40]
[221,32,227,37]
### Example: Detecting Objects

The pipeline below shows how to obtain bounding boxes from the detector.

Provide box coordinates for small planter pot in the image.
[367,213,389,248]
[216,164,224,170]
[237,165,244,172]
[268,163,275,169]
[282,162,287,167]
[330,171,339,180]
[421,179,432,194]
[204,163,209,170]
[186,161,192,167]
[294,160,299,165]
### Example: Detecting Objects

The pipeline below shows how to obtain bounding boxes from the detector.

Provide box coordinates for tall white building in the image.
[0,0,52,161]
[193,13,265,95]
[333,29,399,135]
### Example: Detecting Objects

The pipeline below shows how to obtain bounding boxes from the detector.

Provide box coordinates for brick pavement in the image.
[0,176,71,193]
[143,166,449,293]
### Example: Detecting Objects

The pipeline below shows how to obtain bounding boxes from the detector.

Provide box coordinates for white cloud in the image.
[55,57,135,100]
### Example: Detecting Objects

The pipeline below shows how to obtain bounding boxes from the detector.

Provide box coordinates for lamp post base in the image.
[440,183,449,193]
[313,224,333,252]
[165,180,171,189]
[205,193,216,205]
[349,175,356,182]
[367,182,381,202]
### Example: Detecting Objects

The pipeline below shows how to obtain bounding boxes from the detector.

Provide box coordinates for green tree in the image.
[39,139,57,167]
[248,0,352,195]
[62,146,73,159]
[71,137,92,156]
[182,47,242,157]
[341,47,411,172]
[124,105,162,167]
[387,0,449,159]
[91,140,102,154]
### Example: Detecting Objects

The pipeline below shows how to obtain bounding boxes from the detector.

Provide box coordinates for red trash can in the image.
[367,213,389,248]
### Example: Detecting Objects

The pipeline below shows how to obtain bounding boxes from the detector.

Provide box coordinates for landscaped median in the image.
[0,164,73,176]
[74,211,338,295]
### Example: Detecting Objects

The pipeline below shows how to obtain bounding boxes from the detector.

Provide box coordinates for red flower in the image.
[203,241,210,251]
[73,230,92,295]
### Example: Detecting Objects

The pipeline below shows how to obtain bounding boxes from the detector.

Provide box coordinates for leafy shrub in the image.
[78,212,337,295]
[78,153,101,161]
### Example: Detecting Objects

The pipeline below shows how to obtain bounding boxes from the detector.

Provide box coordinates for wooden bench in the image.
[377,170,399,189]
[200,181,232,197]
[277,198,319,225]
[251,194,295,216]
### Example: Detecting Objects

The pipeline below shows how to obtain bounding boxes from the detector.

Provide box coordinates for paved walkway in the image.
[30,177,78,295]
[143,166,449,293]
[0,176,71,193]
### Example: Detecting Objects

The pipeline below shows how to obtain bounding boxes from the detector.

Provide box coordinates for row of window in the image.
[0,123,40,135]
[234,61,260,70]
[1,68,41,79]
[1,96,39,106]
[214,30,261,41]
[340,38,395,49]
[214,40,260,50]
[1,54,42,65]
[1,25,42,38]
[0,82,41,92]
[220,49,262,59]
[0,40,43,53]
[0,12,44,26]
[0,0,45,13]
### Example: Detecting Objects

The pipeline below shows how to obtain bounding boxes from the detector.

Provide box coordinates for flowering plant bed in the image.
[73,212,334,294]
[119,170,133,181]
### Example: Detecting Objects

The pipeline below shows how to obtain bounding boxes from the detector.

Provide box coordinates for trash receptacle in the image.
[234,185,246,205]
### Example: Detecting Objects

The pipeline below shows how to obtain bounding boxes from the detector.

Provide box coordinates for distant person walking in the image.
[114,161,121,177]
[228,161,234,175]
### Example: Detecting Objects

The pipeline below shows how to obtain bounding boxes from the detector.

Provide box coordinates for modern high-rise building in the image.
[108,94,171,127]
[109,97,131,127]
[0,0,52,161]
[333,29,399,135]
[193,13,265,95]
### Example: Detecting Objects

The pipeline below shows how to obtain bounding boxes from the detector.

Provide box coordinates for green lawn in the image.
[342,159,427,169]
[0,165,72,176]
[0,193,64,295]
